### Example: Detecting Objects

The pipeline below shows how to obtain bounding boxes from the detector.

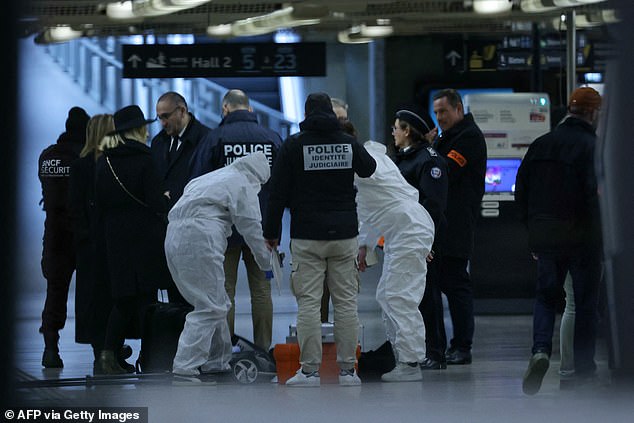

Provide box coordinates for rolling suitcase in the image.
[136,302,193,373]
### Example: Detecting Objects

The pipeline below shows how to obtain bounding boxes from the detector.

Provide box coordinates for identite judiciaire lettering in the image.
[303,144,353,171]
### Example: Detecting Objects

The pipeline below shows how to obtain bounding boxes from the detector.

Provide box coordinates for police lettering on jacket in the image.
[40,159,71,177]
[303,144,353,170]
[223,142,273,166]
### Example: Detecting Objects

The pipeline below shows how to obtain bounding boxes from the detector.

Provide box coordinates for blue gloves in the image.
[264,270,274,280]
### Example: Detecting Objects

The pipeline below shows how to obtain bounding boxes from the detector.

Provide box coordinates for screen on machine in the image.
[484,158,522,193]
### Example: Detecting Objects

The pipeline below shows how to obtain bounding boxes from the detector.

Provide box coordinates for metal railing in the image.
[45,37,294,139]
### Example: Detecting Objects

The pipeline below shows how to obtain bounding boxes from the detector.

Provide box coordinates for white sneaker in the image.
[285,369,320,387]
[338,368,361,386]
[381,362,422,382]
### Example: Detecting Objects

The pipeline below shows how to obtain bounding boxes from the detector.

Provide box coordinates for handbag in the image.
[106,156,149,207]
[106,156,169,226]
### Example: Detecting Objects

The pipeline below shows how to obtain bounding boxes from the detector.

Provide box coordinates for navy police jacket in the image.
[190,109,283,247]
[263,110,376,241]
[433,113,487,258]
[190,109,282,178]
[394,143,448,252]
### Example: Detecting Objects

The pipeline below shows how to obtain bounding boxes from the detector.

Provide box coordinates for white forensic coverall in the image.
[355,141,435,363]
[165,152,272,376]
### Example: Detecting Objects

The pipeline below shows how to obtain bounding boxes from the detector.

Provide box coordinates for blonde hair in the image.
[98,125,149,152]
[123,125,149,144]
[81,114,114,160]
[98,134,123,152]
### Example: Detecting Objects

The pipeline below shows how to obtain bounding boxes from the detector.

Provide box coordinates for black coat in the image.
[38,131,84,213]
[150,114,210,209]
[264,110,377,241]
[38,131,83,294]
[68,155,111,344]
[68,156,97,246]
[433,113,487,258]
[394,143,448,252]
[515,116,601,254]
[95,140,171,299]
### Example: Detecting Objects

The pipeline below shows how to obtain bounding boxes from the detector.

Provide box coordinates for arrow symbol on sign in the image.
[127,54,143,68]
[445,50,461,66]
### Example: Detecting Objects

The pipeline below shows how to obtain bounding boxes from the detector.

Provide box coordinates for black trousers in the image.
[104,294,155,351]
[40,216,75,336]
[533,252,602,376]
[419,255,447,361]
[438,256,474,352]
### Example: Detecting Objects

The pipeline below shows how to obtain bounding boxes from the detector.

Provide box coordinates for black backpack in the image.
[357,341,395,381]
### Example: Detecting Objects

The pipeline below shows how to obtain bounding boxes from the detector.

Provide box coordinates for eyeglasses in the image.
[156,107,181,121]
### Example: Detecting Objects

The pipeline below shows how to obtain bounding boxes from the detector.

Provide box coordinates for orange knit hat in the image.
[568,87,601,114]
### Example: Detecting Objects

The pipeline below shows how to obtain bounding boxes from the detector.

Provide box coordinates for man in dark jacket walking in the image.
[263,92,376,386]
[516,87,603,395]
[38,106,90,368]
[432,89,487,365]
[190,89,282,351]
[151,92,210,304]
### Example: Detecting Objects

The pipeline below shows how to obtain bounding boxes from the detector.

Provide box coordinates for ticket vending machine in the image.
[463,93,551,312]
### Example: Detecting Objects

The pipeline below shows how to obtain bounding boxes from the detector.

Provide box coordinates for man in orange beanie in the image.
[516,86,603,395]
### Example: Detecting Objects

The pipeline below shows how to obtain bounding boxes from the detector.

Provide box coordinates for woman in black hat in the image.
[94,105,171,374]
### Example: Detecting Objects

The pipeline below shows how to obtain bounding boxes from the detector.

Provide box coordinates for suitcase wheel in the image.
[232,358,259,384]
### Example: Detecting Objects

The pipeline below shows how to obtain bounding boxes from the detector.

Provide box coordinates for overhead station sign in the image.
[442,34,600,73]
[122,42,326,78]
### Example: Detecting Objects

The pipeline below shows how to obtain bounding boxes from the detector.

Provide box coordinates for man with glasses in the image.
[151,92,211,305]
[152,92,211,209]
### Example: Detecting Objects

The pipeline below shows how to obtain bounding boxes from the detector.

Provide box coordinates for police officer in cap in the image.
[392,109,449,370]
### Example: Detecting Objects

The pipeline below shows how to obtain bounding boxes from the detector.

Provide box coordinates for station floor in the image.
[12,39,634,423]
[11,254,634,423]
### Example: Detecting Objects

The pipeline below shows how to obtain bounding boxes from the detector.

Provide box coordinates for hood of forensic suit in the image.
[356,140,419,203]
[356,139,434,259]
[230,151,270,186]
[363,140,388,156]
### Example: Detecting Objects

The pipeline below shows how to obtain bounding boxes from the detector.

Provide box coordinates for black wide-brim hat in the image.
[111,105,156,134]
